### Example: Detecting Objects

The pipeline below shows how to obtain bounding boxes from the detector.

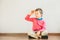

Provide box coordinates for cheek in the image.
[39,14,41,17]
[35,15,39,18]
[37,14,41,16]
[35,12,42,17]
[36,14,41,18]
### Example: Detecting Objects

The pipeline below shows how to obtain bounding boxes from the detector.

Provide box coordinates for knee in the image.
[41,30,48,36]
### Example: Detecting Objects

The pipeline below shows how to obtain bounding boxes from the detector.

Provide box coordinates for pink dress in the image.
[25,15,46,32]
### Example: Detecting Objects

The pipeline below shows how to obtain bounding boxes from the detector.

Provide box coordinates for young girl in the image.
[25,8,46,39]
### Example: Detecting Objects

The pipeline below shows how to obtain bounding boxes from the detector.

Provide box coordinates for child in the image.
[25,8,46,39]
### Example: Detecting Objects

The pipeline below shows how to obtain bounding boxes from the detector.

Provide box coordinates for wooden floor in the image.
[0,35,60,40]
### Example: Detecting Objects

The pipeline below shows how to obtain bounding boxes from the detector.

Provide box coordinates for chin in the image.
[36,17,39,18]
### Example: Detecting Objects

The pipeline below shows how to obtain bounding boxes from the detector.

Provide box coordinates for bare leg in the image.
[35,31,41,38]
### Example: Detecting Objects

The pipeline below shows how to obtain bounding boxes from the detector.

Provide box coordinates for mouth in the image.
[36,16,41,18]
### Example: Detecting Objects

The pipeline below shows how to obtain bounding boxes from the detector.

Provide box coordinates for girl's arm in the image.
[25,14,34,22]
[25,10,35,22]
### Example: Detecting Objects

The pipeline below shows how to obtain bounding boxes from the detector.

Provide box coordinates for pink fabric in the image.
[25,15,46,31]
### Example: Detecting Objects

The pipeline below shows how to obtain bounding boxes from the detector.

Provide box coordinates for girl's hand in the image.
[29,10,35,16]
[31,10,35,13]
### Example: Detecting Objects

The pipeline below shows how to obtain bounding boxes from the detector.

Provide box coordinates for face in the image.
[35,11,42,18]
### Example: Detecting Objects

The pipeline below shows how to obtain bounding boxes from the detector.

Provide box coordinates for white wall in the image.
[0,0,60,33]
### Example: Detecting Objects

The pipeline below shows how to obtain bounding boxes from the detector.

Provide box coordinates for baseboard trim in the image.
[0,33,27,36]
[48,33,60,36]
[0,33,60,36]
